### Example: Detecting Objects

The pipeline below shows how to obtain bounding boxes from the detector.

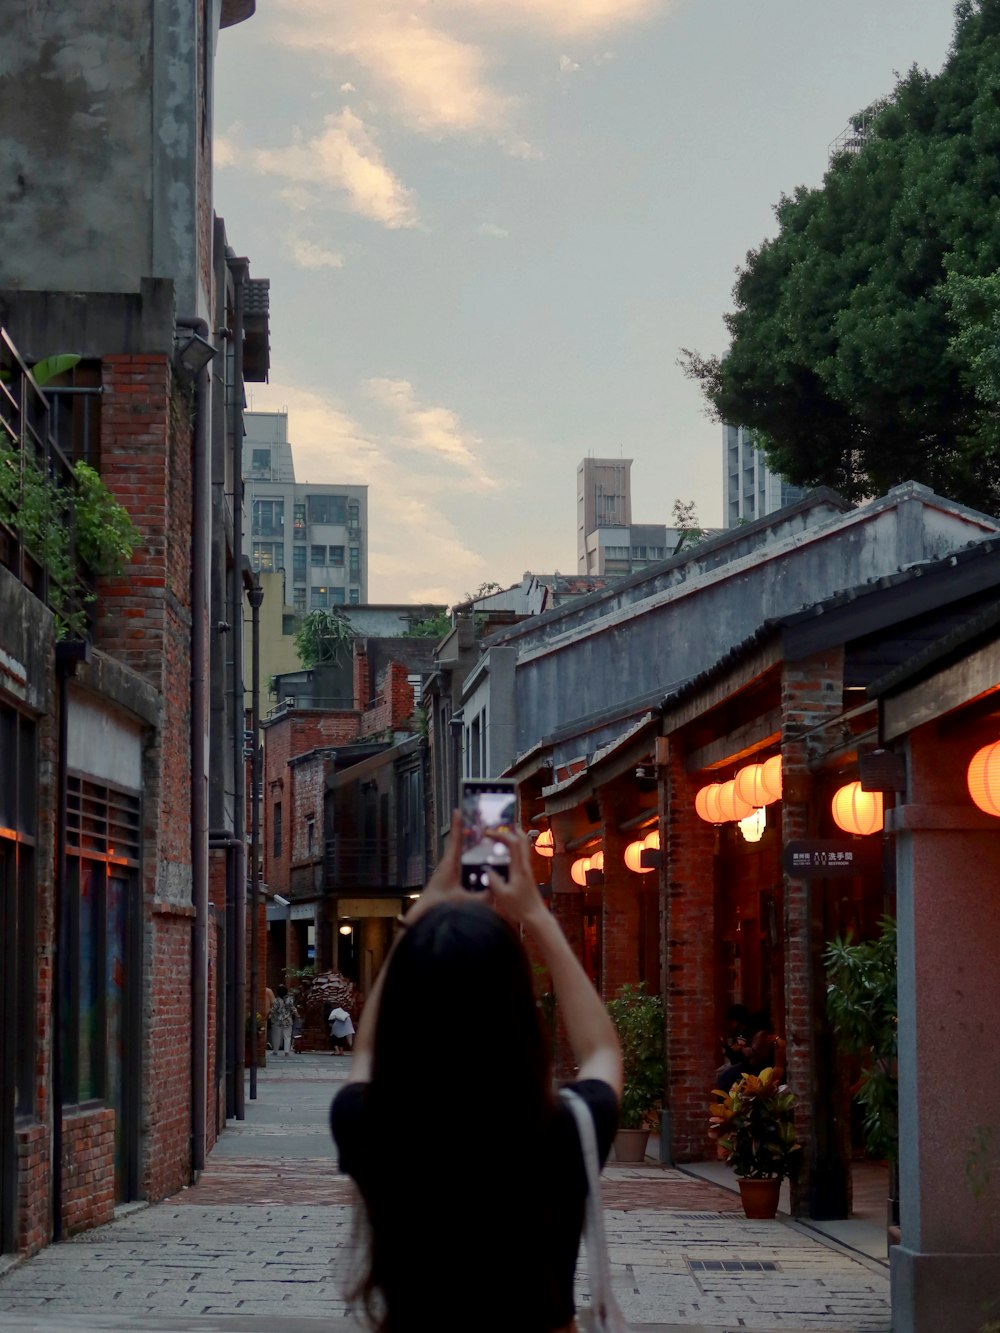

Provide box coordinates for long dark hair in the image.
[350,900,557,1332]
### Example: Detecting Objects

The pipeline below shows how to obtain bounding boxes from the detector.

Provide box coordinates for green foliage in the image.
[30,354,81,387]
[683,1,1000,511]
[670,498,706,554]
[293,607,356,667]
[824,916,898,1162]
[406,609,452,639]
[606,982,666,1129]
[0,441,138,638]
[72,462,141,575]
[710,1067,802,1180]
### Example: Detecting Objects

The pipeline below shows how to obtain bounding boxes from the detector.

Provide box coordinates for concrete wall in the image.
[489,485,998,765]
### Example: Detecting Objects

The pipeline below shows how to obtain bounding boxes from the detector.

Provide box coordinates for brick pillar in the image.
[781,647,850,1219]
[353,642,369,710]
[664,736,718,1161]
[601,791,640,1000]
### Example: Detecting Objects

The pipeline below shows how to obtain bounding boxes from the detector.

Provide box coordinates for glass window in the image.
[293,503,306,538]
[293,587,306,610]
[273,802,282,858]
[292,546,306,582]
[310,544,326,567]
[330,587,346,605]
[348,501,360,530]
[251,449,270,473]
[311,586,328,608]
[349,546,360,577]
[307,494,347,526]
[349,588,360,605]
[329,545,344,566]
[252,542,281,571]
[252,499,284,537]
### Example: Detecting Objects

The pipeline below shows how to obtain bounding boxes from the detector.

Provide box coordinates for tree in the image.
[293,608,356,668]
[670,498,705,554]
[406,610,452,639]
[683,1,1000,512]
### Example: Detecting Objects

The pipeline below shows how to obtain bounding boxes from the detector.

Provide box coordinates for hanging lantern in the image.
[737,805,767,844]
[570,857,591,887]
[534,828,554,857]
[717,779,754,822]
[760,754,783,803]
[642,829,660,852]
[967,741,1000,816]
[831,781,883,836]
[695,782,725,823]
[624,838,647,872]
[589,849,604,873]
[339,923,353,936]
[735,763,768,808]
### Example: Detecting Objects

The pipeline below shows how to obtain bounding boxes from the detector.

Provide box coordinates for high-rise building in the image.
[724,425,805,526]
[243,411,368,607]
[577,457,632,570]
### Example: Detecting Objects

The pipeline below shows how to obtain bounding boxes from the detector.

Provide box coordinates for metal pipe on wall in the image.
[248,578,264,1099]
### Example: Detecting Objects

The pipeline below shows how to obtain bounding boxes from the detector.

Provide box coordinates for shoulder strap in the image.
[560,1089,630,1333]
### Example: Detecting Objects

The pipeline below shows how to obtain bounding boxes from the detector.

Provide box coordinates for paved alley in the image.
[0,1054,892,1332]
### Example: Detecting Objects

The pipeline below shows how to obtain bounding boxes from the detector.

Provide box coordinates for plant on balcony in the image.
[293,607,356,667]
[73,461,141,575]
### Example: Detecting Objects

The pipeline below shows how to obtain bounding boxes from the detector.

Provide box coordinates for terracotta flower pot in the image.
[737,1177,781,1219]
[613,1128,650,1163]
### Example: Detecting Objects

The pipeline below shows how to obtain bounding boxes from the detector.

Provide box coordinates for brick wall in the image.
[663,737,719,1161]
[144,908,194,1201]
[359,661,414,737]
[61,1108,115,1237]
[15,1124,49,1255]
[600,795,642,1000]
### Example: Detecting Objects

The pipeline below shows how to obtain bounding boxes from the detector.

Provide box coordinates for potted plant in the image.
[709,1066,801,1218]
[606,982,665,1162]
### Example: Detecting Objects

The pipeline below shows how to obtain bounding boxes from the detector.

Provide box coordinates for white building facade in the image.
[724,424,805,526]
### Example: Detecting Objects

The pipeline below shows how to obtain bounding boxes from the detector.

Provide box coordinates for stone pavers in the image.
[0,1053,892,1331]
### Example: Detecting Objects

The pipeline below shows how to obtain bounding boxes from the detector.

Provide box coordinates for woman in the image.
[330,812,624,1333]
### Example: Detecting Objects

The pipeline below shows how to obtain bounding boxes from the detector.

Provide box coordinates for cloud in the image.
[243,382,493,601]
[476,221,509,238]
[214,132,240,168]
[559,54,581,74]
[366,378,500,487]
[340,82,356,93]
[286,235,344,269]
[252,109,418,229]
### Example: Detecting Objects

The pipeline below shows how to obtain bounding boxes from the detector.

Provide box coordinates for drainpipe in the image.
[226,256,249,1121]
[176,314,212,1174]
[247,577,264,1099]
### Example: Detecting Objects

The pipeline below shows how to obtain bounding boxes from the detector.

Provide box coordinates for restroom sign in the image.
[783,839,880,877]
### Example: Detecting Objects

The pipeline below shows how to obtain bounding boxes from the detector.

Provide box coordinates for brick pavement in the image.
[0,1053,892,1332]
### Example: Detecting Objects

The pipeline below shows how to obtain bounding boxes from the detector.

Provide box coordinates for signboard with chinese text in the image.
[782,839,882,878]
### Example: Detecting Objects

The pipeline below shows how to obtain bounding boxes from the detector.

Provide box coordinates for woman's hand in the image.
[485,826,547,931]
[401,809,470,927]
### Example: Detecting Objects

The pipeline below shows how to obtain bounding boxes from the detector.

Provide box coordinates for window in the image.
[251,449,270,473]
[282,614,297,636]
[293,503,306,538]
[349,588,360,605]
[292,546,306,582]
[310,544,327,567]
[0,704,37,1121]
[330,587,346,605]
[349,546,360,579]
[308,494,347,526]
[348,501,360,531]
[273,802,282,858]
[251,542,282,571]
[311,586,328,608]
[252,499,284,537]
[306,816,315,856]
[62,777,141,1110]
[293,587,306,610]
[329,545,344,567]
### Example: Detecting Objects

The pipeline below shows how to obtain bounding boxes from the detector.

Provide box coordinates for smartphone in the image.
[460,778,516,890]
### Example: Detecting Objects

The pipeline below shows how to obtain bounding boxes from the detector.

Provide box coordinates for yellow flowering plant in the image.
[709,1066,801,1181]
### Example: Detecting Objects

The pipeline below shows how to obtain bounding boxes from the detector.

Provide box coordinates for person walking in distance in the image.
[270,983,297,1056]
[330,812,624,1333]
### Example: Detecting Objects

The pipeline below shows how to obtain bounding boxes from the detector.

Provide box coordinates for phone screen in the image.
[460,781,515,889]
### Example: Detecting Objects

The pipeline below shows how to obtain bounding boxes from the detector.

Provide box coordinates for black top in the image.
[330,1077,619,1332]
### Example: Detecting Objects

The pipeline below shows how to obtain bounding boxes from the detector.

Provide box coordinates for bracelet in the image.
[395,913,410,929]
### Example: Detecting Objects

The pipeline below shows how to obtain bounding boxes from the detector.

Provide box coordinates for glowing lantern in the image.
[695,782,725,823]
[534,828,554,857]
[717,779,754,822]
[643,829,660,852]
[339,924,353,936]
[737,806,767,843]
[624,839,647,872]
[735,763,768,809]
[831,781,883,836]
[967,741,1000,816]
[570,857,591,887]
[760,755,783,803]
[589,850,604,873]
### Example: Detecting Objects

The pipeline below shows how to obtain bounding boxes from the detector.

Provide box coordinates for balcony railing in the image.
[0,328,97,635]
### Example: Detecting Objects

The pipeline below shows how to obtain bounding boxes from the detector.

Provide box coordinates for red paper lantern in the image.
[831,781,883,836]
[968,741,1000,817]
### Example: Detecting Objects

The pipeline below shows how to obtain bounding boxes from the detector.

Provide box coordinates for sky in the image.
[214,0,960,607]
